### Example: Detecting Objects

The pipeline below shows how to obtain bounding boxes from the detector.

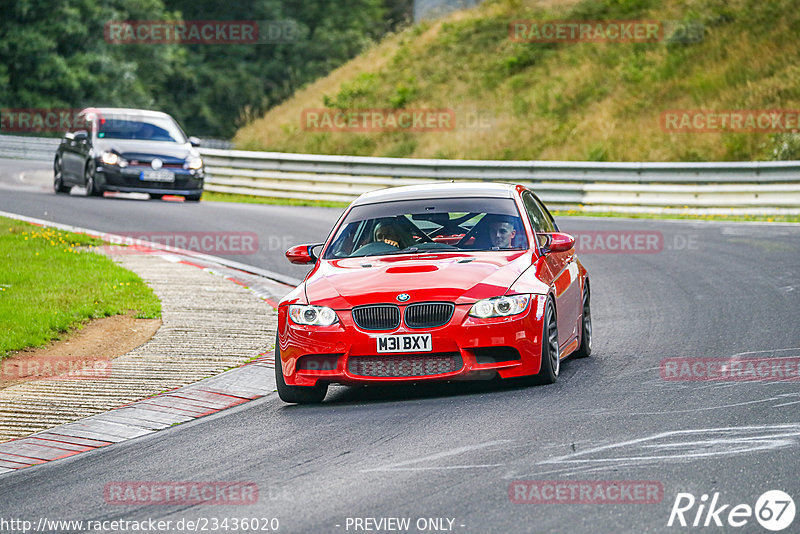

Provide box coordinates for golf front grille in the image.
[348,353,462,377]
[404,302,454,328]
[352,305,400,330]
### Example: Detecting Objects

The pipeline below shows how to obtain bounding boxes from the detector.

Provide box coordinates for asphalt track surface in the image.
[1,158,799,533]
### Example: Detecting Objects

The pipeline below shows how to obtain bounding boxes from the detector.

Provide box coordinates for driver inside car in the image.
[487,215,517,249]
[464,214,519,250]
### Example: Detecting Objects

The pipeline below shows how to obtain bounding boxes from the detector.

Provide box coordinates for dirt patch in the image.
[0,315,161,389]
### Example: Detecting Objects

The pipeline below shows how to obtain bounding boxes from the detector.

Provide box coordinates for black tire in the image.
[184,192,202,202]
[84,162,102,197]
[531,298,560,385]
[573,283,592,358]
[275,333,327,404]
[53,156,69,193]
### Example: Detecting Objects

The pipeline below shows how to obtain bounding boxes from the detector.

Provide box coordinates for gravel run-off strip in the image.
[0,248,287,473]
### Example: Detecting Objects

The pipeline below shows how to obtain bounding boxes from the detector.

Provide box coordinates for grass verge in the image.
[551,209,800,223]
[0,216,161,359]
[203,191,348,208]
[205,190,799,223]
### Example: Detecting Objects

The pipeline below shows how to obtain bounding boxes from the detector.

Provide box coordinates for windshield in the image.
[95,115,187,143]
[323,197,528,259]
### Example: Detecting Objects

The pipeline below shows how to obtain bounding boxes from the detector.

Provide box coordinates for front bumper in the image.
[277,295,548,386]
[96,164,204,195]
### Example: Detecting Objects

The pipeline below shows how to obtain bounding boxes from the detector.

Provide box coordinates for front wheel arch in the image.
[274,332,328,404]
[84,161,102,196]
[530,295,559,385]
[53,155,69,193]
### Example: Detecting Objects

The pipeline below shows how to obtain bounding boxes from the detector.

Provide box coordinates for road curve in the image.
[1,158,799,533]
[0,158,335,282]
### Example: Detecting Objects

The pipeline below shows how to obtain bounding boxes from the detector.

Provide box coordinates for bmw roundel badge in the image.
[397,293,410,302]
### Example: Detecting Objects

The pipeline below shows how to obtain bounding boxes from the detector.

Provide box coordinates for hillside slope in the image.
[234,0,800,161]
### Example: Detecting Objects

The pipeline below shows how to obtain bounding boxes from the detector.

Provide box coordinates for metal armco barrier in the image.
[0,134,232,161]
[199,148,800,211]
[0,134,60,161]
[3,134,799,212]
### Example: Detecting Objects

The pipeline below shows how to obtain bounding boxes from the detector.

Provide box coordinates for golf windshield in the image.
[96,115,187,143]
[323,197,528,259]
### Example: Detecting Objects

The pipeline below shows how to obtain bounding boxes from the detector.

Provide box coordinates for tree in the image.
[0,0,398,138]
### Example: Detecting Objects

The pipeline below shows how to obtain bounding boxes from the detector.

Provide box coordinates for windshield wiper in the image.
[385,245,458,255]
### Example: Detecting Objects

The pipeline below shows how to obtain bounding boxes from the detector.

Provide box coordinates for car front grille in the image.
[352,305,401,331]
[125,157,184,168]
[404,302,454,329]
[347,353,462,377]
[352,302,455,331]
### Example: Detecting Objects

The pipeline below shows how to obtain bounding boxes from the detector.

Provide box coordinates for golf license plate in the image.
[140,170,175,182]
[376,333,432,353]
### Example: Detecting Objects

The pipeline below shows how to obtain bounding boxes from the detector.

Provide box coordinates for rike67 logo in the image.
[668,490,795,531]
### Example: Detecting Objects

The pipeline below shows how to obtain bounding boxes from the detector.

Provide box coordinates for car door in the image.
[61,130,90,181]
[522,191,580,350]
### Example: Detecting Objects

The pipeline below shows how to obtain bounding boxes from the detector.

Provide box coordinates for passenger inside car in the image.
[373,219,414,249]
[351,217,416,256]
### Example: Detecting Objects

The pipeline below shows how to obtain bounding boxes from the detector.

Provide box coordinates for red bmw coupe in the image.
[276,183,591,403]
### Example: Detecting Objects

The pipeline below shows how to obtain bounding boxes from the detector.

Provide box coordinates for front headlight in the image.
[288,305,339,326]
[469,294,530,318]
[186,156,203,170]
[100,151,120,165]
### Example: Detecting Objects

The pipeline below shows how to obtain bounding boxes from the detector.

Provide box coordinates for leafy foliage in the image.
[0,0,409,137]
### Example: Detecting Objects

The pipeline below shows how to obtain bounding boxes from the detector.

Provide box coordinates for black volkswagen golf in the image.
[54,107,205,201]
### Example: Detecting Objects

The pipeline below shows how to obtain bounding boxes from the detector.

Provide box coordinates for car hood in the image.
[304,251,533,309]
[94,139,197,161]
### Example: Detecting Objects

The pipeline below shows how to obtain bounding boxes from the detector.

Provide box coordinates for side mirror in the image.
[541,232,575,254]
[73,130,89,143]
[286,244,321,265]
[188,136,201,147]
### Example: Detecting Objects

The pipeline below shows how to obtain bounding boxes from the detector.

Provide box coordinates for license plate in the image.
[376,334,432,353]
[140,170,175,182]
